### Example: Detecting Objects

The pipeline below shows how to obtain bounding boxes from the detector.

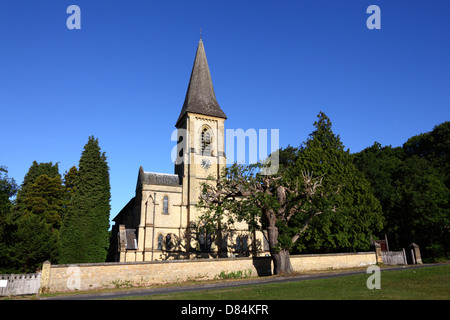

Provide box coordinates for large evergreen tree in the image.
[23,174,65,230]
[292,112,384,253]
[12,214,58,273]
[11,161,60,222]
[59,136,111,263]
[2,162,64,272]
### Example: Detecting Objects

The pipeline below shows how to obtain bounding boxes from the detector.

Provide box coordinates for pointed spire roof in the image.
[176,39,227,127]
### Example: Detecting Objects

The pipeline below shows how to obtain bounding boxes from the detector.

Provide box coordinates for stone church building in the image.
[109,39,268,262]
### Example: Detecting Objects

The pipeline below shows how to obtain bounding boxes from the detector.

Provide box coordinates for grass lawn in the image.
[118,264,450,300]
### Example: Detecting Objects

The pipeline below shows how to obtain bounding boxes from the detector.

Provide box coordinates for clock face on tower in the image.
[200,158,211,170]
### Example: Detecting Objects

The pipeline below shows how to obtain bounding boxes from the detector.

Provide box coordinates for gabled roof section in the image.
[175,39,227,127]
[137,166,180,188]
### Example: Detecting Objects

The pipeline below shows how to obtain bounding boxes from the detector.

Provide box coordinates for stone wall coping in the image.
[49,251,373,268]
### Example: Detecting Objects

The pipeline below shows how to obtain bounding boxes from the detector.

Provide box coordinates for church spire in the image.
[176,39,227,127]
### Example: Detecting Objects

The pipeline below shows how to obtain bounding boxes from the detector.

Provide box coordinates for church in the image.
[108,39,268,262]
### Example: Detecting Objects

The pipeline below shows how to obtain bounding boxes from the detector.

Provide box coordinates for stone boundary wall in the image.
[40,252,376,293]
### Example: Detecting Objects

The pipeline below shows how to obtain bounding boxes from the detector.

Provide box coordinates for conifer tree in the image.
[293,112,384,253]
[12,161,60,222]
[59,137,111,263]
[3,162,63,272]
[23,174,65,230]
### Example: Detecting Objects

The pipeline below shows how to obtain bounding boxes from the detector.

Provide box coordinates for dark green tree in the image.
[0,166,17,221]
[22,174,65,230]
[12,214,58,273]
[13,174,65,270]
[61,166,78,223]
[2,162,63,272]
[0,166,18,273]
[393,156,449,257]
[12,161,60,222]
[59,136,111,264]
[354,123,450,260]
[63,166,78,201]
[403,121,449,188]
[352,142,404,225]
[292,112,384,253]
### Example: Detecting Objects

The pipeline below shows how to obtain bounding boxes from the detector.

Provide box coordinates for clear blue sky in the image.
[1,1,449,224]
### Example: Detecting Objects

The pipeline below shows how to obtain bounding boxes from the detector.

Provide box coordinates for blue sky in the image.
[1,1,449,224]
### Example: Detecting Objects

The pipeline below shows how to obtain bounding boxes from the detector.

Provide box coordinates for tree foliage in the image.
[354,122,450,259]
[22,174,65,230]
[0,162,64,272]
[0,166,18,273]
[291,112,384,253]
[59,136,111,264]
[11,214,59,273]
[13,161,60,219]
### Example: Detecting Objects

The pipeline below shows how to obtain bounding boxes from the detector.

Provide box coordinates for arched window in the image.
[201,127,212,156]
[163,196,169,214]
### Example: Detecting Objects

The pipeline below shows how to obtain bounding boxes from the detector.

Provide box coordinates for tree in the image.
[393,156,449,256]
[1,162,63,272]
[59,136,111,263]
[0,166,17,221]
[22,174,65,230]
[403,121,449,188]
[292,112,384,253]
[353,142,404,223]
[198,162,328,275]
[11,214,58,273]
[61,166,78,224]
[12,161,60,222]
[198,112,384,273]
[354,125,450,260]
[0,166,18,273]
[63,166,78,201]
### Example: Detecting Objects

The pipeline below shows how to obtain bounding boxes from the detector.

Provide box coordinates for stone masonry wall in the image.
[41,252,376,293]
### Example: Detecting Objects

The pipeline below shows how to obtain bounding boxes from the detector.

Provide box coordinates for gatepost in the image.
[374,243,383,264]
[39,261,51,294]
[409,243,422,264]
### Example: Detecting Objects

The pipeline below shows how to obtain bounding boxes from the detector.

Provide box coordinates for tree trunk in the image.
[272,249,293,275]
[267,223,293,275]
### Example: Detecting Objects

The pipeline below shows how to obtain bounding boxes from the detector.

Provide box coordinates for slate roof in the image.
[176,39,227,127]
[141,171,180,186]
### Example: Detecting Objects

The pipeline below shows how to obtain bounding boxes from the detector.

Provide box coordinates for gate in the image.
[381,249,407,265]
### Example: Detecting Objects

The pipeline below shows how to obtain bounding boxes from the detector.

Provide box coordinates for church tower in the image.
[175,39,227,253]
[110,38,266,262]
